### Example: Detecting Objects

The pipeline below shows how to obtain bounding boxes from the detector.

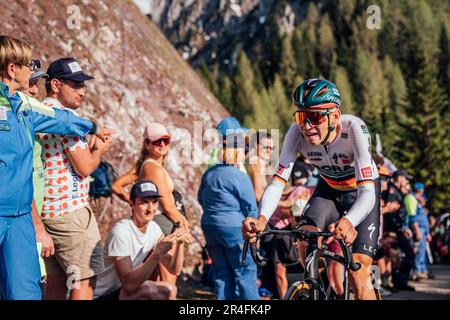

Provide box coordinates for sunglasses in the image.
[294,109,334,127]
[24,59,41,72]
[60,79,87,90]
[151,138,171,146]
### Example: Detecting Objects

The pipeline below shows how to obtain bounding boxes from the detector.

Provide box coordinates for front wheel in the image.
[283,279,318,300]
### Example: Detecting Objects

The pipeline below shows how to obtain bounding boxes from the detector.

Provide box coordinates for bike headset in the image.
[292,78,342,145]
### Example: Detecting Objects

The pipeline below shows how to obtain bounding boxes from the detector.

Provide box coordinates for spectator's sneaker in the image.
[410,273,420,281]
[426,272,435,279]
[379,287,392,297]
[394,284,416,291]
[417,272,429,280]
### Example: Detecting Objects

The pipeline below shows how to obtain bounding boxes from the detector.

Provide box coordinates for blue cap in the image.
[47,57,94,82]
[130,180,161,200]
[414,182,425,191]
[216,117,248,136]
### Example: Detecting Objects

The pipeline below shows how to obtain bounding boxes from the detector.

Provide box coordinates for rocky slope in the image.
[2,0,229,270]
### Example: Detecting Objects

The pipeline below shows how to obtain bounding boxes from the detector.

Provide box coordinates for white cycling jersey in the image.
[260,114,379,227]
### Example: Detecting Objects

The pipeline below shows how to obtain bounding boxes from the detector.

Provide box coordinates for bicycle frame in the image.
[242,227,361,300]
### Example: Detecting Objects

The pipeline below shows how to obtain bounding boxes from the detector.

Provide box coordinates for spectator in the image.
[38,57,113,300]
[383,169,416,291]
[198,133,259,300]
[407,182,433,280]
[0,35,112,300]
[20,68,52,292]
[246,131,274,203]
[208,117,248,173]
[136,123,190,284]
[25,68,48,98]
[94,181,190,300]
[292,155,320,187]
[263,173,309,299]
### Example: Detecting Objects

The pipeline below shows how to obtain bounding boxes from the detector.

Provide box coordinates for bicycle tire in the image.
[283,280,317,300]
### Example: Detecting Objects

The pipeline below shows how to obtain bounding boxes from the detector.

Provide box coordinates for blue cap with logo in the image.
[47,57,94,82]
[130,180,161,200]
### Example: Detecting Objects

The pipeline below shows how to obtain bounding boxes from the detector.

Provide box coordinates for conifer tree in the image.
[400,51,450,213]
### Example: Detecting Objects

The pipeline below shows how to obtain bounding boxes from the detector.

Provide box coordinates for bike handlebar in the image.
[242,223,361,272]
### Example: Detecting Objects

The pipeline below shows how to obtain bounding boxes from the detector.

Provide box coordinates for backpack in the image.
[89,160,118,198]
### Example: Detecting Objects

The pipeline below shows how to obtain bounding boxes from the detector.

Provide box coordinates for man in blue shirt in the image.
[0,35,114,300]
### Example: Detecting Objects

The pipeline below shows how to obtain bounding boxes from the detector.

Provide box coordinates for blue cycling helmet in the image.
[292,79,341,110]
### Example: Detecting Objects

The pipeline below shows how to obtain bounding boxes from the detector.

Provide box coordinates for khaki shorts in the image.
[43,206,104,280]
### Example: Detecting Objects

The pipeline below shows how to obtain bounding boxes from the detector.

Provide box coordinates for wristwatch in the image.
[89,121,98,135]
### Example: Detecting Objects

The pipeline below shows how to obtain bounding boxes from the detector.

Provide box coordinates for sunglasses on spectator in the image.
[60,79,87,90]
[22,59,41,72]
[151,137,171,146]
[260,144,273,151]
[294,109,335,127]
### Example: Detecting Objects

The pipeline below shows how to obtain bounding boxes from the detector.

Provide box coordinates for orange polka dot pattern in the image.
[37,98,90,219]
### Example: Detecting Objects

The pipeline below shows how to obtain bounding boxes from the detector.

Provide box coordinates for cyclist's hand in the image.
[242,216,267,243]
[329,217,357,245]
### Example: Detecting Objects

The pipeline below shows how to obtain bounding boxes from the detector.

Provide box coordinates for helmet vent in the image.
[315,87,328,97]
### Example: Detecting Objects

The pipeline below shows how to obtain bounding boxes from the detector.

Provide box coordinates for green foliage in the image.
[196,1,450,213]
[398,51,450,213]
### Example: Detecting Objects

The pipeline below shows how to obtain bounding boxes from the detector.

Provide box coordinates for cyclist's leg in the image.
[296,179,341,268]
[349,179,381,300]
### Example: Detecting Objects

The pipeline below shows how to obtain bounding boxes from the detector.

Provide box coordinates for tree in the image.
[333,66,355,115]
[437,24,450,103]
[399,51,450,213]
[279,34,297,92]
[351,49,389,135]
[198,60,219,97]
[269,74,291,135]
[218,74,234,114]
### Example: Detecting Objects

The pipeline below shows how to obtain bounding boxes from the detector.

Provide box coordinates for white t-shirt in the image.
[94,218,163,298]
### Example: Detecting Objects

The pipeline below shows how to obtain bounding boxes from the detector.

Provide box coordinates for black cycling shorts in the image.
[297,178,381,259]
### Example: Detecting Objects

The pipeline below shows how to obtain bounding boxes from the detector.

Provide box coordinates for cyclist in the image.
[243,79,381,300]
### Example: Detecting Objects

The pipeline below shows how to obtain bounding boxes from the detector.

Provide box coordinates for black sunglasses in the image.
[27,59,41,72]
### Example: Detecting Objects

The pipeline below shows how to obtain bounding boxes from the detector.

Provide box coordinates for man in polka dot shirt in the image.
[37,58,113,300]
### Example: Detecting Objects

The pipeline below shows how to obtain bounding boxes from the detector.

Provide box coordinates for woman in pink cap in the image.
[111,122,189,286]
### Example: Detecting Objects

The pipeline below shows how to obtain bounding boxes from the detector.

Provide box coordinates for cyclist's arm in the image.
[259,124,301,222]
[344,122,376,227]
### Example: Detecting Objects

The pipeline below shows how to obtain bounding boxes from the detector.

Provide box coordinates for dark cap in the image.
[47,57,94,82]
[393,169,413,180]
[130,180,161,200]
[29,69,48,83]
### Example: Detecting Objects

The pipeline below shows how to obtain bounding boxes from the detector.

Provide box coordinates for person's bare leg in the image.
[274,262,288,298]
[69,277,96,300]
[328,260,345,296]
[377,257,387,275]
[119,281,177,300]
[45,274,67,300]
[349,253,376,300]
[296,225,322,269]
